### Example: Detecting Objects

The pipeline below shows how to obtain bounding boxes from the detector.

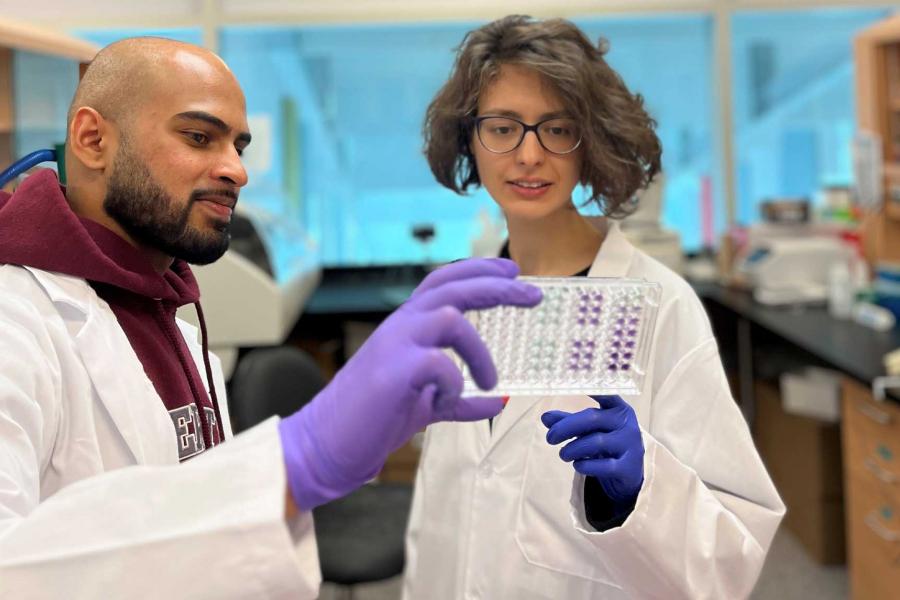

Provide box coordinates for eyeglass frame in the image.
[470,115,584,156]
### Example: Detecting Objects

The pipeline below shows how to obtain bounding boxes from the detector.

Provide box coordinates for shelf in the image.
[0,17,97,62]
[858,15,900,260]
[0,47,10,134]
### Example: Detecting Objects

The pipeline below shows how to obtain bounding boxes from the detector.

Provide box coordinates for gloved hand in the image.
[541,395,644,512]
[280,258,542,510]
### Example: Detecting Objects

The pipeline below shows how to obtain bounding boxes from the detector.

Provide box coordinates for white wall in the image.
[0,0,897,30]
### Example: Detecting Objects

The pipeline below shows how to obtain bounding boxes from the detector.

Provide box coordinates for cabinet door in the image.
[842,378,900,600]
[843,379,900,503]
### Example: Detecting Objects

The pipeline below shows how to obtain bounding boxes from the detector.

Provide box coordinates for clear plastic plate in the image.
[456,277,661,397]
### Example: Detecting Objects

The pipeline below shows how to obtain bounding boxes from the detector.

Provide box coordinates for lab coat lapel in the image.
[27,268,171,465]
[482,395,543,460]
[74,308,152,464]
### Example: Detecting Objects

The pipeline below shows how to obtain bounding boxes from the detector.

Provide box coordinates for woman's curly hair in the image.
[424,15,662,217]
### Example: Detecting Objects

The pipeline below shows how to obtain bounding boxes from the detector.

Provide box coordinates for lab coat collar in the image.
[24,266,93,315]
[483,218,636,458]
[585,218,635,279]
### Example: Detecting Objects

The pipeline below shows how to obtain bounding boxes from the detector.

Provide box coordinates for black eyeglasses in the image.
[474,116,582,155]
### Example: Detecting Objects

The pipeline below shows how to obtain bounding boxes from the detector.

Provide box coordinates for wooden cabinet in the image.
[0,46,14,172]
[842,377,900,599]
[856,16,900,264]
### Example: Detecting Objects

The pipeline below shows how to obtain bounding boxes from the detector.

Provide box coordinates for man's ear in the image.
[68,107,115,171]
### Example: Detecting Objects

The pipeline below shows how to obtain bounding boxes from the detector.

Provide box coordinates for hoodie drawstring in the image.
[194,301,226,442]
[154,301,224,450]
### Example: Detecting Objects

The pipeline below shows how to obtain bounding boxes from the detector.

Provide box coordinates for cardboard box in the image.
[753,380,846,564]
[780,367,842,423]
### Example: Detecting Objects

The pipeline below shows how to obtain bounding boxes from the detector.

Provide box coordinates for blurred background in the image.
[3,2,900,598]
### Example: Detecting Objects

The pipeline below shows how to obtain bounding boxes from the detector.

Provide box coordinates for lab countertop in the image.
[692,280,900,387]
[303,264,429,316]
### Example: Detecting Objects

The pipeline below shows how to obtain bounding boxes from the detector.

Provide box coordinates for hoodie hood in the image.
[0,168,199,306]
[0,169,224,457]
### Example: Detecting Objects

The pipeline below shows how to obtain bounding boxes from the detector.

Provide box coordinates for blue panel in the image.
[221,22,501,266]
[574,14,715,250]
[12,51,80,161]
[780,128,818,199]
[218,17,717,264]
[731,7,892,226]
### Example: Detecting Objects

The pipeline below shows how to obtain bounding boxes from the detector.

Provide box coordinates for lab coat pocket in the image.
[514,418,623,588]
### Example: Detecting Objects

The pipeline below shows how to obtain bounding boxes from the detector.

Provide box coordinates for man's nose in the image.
[213,147,248,188]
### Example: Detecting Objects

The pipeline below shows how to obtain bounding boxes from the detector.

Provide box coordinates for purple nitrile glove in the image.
[541,394,644,510]
[279,258,542,510]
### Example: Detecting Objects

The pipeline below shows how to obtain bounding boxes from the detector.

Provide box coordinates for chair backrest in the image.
[228,345,327,433]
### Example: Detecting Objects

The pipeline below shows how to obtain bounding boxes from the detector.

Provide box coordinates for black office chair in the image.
[228,345,326,431]
[313,481,412,599]
[227,345,413,598]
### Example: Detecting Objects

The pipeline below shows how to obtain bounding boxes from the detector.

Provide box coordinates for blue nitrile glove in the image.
[279,258,542,510]
[542,395,644,516]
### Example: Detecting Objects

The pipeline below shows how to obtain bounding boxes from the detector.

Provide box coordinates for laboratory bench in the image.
[694,280,900,599]
[301,263,427,318]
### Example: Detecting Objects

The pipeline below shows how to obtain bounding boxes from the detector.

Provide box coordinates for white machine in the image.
[177,204,321,378]
[736,233,852,306]
[619,174,684,275]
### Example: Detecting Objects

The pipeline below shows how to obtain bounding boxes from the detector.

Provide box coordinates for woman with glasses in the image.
[403,15,784,600]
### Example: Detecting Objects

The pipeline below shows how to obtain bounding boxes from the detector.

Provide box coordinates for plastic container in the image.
[827,262,853,319]
[851,301,896,332]
[455,277,662,397]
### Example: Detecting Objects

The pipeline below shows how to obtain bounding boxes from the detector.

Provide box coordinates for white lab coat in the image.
[0,264,321,599]
[403,222,785,600]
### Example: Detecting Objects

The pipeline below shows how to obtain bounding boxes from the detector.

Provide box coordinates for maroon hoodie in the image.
[0,169,224,461]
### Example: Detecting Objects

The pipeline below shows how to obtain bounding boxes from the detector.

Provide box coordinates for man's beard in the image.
[103,140,231,265]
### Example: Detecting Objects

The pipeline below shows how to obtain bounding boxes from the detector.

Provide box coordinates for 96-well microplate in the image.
[456,277,661,397]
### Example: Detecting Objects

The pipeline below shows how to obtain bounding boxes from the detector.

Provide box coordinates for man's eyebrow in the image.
[174,111,252,144]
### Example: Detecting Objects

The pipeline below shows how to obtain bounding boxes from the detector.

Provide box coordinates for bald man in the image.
[0,38,541,597]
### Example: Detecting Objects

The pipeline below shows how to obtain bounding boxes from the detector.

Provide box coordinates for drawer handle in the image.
[865,512,900,543]
[856,402,892,425]
[864,457,898,484]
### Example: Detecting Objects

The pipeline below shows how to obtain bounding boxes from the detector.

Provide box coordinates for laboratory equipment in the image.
[736,235,852,305]
[760,198,809,224]
[455,277,662,397]
[619,174,684,274]
[411,223,436,263]
[0,149,56,187]
[827,261,854,319]
[176,204,321,378]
